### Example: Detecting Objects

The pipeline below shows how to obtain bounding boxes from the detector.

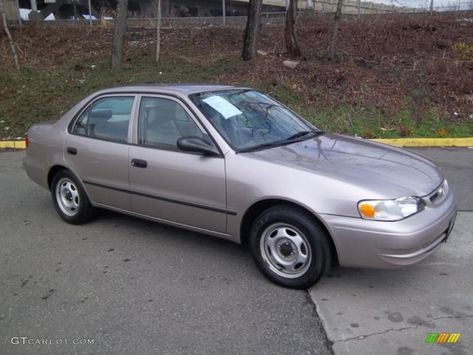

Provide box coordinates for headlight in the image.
[358,196,425,221]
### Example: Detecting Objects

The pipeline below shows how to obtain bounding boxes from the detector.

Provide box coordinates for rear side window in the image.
[72,96,134,143]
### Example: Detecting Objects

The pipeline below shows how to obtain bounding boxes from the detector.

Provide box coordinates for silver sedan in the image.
[23,85,457,288]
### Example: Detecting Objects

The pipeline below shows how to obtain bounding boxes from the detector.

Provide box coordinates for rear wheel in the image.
[51,170,96,224]
[249,205,332,289]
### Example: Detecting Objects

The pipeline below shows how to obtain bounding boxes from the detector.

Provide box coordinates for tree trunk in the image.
[285,0,301,58]
[242,0,262,61]
[0,0,19,69]
[328,0,343,60]
[156,0,161,63]
[111,0,128,70]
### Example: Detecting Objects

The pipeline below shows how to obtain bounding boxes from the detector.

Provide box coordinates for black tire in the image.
[249,205,332,289]
[51,170,96,225]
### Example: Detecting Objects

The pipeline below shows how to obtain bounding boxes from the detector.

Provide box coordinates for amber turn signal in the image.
[358,203,375,218]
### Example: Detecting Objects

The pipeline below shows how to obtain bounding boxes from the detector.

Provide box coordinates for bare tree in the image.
[285,0,301,58]
[111,0,128,70]
[242,0,262,61]
[156,0,161,63]
[0,0,19,69]
[328,0,343,59]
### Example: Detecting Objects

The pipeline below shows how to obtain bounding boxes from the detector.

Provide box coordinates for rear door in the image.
[128,95,227,233]
[65,95,137,210]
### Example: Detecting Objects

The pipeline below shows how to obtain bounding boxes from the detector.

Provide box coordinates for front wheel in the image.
[249,206,332,289]
[51,170,96,225]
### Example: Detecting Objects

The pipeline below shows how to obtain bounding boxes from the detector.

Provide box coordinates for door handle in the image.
[67,147,77,155]
[131,158,147,168]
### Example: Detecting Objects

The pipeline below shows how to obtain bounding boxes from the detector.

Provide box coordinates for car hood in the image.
[247,134,443,198]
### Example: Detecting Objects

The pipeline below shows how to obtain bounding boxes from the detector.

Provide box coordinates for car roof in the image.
[99,84,247,96]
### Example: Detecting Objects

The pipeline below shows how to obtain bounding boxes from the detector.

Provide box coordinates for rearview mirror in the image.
[177,137,220,156]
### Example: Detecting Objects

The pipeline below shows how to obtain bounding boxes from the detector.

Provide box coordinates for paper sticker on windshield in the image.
[202,96,242,119]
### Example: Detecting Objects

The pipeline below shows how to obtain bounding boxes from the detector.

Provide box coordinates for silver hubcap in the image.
[55,178,80,217]
[260,223,312,279]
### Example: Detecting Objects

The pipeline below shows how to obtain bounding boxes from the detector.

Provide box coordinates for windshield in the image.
[189,90,322,152]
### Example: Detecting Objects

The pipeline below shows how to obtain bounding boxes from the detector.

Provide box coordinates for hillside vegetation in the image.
[0,13,472,138]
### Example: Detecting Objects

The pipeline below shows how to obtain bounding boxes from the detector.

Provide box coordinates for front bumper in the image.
[320,187,457,269]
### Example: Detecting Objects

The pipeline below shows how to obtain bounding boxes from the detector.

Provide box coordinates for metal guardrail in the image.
[19,12,286,27]
[17,8,473,28]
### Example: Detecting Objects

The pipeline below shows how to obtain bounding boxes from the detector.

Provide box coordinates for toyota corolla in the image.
[23,85,457,289]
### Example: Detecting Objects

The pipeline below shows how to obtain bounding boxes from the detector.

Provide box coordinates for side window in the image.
[72,96,134,143]
[138,97,204,150]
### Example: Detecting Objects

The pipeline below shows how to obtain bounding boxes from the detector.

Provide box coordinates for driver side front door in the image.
[128,95,228,234]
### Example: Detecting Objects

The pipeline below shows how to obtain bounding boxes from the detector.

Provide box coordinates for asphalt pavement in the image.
[0,151,331,355]
[1,147,472,355]
[409,148,473,211]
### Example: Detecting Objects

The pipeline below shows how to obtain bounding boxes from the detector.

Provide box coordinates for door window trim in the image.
[132,94,223,156]
[66,91,224,156]
[68,94,138,145]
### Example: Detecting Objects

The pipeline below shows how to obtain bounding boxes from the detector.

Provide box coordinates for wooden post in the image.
[222,0,226,25]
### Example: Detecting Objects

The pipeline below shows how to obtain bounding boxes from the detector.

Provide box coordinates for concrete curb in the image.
[1,137,473,150]
[371,137,473,147]
[0,140,26,149]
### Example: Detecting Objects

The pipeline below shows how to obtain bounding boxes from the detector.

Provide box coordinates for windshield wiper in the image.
[238,140,286,153]
[239,130,324,153]
[285,130,324,141]
[286,130,314,140]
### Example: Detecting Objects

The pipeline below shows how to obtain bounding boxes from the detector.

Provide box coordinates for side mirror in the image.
[177,137,220,156]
